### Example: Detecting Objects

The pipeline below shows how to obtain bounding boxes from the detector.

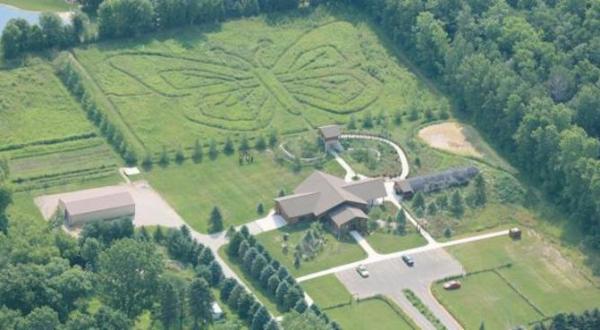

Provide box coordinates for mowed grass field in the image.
[366,230,427,254]
[0,61,121,191]
[302,275,416,329]
[0,0,73,11]
[255,221,366,277]
[144,152,310,233]
[73,5,445,154]
[433,232,600,329]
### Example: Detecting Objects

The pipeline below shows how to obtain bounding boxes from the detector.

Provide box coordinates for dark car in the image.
[402,255,414,266]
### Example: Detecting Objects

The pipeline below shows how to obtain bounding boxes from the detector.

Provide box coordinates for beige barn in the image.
[59,191,135,227]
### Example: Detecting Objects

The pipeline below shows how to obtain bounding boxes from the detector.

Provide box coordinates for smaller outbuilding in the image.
[395,167,479,198]
[59,191,135,227]
[318,125,342,151]
[211,301,224,320]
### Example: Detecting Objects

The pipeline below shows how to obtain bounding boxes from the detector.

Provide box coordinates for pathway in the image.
[349,230,379,258]
[297,228,508,283]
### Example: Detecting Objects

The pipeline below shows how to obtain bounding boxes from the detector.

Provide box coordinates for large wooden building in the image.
[274,171,385,233]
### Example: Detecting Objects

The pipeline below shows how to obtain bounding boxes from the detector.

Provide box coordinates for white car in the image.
[356,264,370,278]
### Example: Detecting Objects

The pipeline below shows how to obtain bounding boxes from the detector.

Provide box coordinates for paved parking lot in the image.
[336,248,464,330]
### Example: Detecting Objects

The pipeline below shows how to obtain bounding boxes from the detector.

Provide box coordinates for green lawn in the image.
[73,5,446,154]
[255,221,366,277]
[366,230,427,254]
[326,298,416,330]
[144,152,310,233]
[433,271,542,329]
[0,60,121,191]
[433,232,600,329]
[301,275,352,308]
[0,0,73,11]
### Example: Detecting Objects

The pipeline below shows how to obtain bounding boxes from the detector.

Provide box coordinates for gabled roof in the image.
[275,171,386,218]
[329,205,368,228]
[60,191,134,216]
[274,192,320,218]
[342,177,386,201]
[318,125,341,139]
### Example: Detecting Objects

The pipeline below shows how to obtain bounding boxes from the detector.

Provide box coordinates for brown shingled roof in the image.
[275,171,385,219]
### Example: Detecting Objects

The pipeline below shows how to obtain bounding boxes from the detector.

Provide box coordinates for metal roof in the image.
[406,167,479,193]
[60,191,134,216]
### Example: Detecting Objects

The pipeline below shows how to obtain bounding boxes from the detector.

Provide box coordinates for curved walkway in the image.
[340,133,410,180]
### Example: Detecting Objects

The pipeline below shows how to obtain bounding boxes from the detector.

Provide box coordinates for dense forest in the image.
[346,0,600,259]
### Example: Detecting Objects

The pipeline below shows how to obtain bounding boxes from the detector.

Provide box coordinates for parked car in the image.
[356,264,370,278]
[401,255,414,266]
[443,280,462,290]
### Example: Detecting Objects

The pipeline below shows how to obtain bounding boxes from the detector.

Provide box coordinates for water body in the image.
[0,4,70,32]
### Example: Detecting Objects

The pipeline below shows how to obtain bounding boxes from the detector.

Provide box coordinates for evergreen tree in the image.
[268,129,278,148]
[395,210,406,235]
[228,232,244,257]
[237,240,250,259]
[224,137,235,155]
[226,284,244,310]
[394,110,403,125]
[159,146,170,166]
[251,254,268,278]
[220,278,237,301]
[209,261,223,286]
[427,201,438,215]
[259,266,276,287]
[192,139,203,163]
[472,174,487,207]
[239,135,250,152]
[267,275,280,294]
[209,207,224,233]
[251,306,270,330]
[188,278,213,327]
[275,281,290,306]
[257,203,264,214]
[175,146,185,164]
[159,281,180,329]
[255,135,267,151]
[450,190,465,218]
[284,287,302,311]
[153,226,165,243]
[209,139,218,159]
[412,192,425,210]
[362,111,373,128]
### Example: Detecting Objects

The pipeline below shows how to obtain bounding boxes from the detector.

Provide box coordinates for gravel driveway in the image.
[336,248,464,330]
[34,180,187,229]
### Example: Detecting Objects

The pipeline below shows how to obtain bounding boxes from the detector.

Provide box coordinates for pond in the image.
[0,4,70,32]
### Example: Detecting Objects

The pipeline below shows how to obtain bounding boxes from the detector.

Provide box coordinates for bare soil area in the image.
[418,122,482,158]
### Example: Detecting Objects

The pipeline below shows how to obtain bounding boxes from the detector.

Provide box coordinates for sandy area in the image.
[418,122,482,158]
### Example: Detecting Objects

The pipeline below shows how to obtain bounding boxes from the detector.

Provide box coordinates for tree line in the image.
[0,0,301,58]
[534,308,600,330]
[346,0,600,265]
[226,226,341,329]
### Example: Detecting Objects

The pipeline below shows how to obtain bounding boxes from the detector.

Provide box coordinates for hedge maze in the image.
[74,16,438,154]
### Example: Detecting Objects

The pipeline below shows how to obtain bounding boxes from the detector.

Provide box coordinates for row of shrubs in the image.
[227,226,341,328]
[141,131,278,168]
[0,132,97,153]
[57,59,140,165]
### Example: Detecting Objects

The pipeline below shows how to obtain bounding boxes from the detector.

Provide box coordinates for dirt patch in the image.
[418,122,482,158]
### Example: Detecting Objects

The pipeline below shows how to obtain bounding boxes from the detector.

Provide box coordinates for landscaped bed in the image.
[432,232,600,329]
[255,221,366,277]
[340,138,402,177]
